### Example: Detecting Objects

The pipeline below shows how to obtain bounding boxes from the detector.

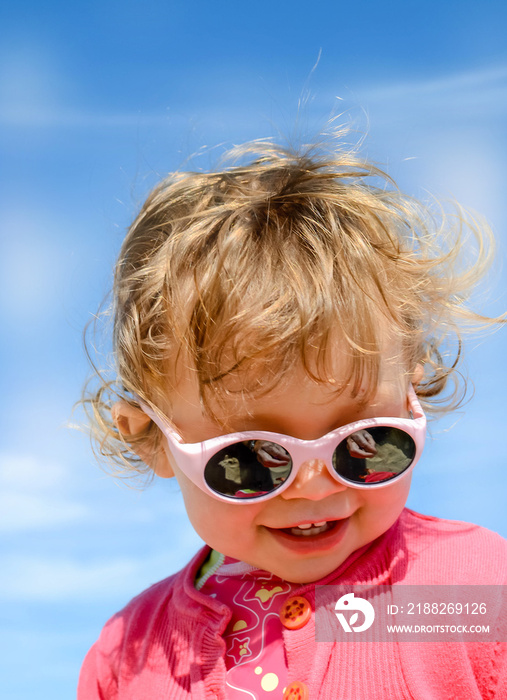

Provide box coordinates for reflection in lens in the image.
[204,440,292,498]
[333,427,416,484]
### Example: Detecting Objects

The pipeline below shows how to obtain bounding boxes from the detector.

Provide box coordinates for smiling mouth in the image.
[279,520,339,537]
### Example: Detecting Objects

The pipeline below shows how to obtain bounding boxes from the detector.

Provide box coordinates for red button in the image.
[279,596,312,630]
[283,681,309,699]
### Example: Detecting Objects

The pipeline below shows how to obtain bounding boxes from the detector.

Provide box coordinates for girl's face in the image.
[147,349,418,584]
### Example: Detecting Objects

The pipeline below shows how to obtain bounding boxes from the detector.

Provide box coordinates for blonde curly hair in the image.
[81,138,504,479]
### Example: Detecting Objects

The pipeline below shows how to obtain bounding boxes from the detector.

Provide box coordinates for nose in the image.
[280,459,348,501]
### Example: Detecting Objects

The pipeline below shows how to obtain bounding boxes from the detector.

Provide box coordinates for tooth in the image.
[290,522,330,537]
[313,521,327,527]
[297,523,312,529]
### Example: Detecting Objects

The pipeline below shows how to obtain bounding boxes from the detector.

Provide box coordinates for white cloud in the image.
[0,211,68,321]
[329,65,507,238]
[0,530,203,602]
[0,452,87,532]
[356,64,507,108]
[0,44,62,118]
[0,43,175,128]
[0,104,176,128]
[0,555,140,601]
[2,45,507,130]
[0,491,87,532]
[1,452,70,490]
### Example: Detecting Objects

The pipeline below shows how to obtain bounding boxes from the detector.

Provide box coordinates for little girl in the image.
[78,138,506,699]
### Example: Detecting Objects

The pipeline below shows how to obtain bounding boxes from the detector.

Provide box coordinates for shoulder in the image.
[398,508,507,584]
[400,507,506,549]
[78,546,223,697]
[105,569,181,634]
[101,545,215,633]
[84,546,216,663]
[87,563,187,656]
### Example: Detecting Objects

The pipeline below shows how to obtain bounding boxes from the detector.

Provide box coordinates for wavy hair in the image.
[81,138,504,478]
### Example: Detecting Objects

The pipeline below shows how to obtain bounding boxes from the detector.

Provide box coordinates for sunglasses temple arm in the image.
[408,385,426,422]
[131,395,184,445]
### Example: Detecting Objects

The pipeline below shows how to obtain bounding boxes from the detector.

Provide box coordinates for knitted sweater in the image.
[78,509,507,699]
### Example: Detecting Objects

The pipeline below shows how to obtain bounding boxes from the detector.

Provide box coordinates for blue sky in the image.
[1,1,507,698]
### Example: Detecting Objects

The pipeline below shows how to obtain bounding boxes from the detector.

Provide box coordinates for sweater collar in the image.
[173,509,407,627]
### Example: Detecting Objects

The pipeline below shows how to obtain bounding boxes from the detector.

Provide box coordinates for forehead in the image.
[162,339,409,434]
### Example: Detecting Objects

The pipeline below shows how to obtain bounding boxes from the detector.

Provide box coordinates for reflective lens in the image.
[204,440,292,498]
[332,427,416,484]
[203,428,416,499]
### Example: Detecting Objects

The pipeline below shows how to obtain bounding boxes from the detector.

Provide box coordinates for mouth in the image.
[265,517,350,552]
[280,520,338,537]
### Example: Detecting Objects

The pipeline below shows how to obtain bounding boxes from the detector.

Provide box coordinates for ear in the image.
[411,363,425,387]
[112,401,175,479]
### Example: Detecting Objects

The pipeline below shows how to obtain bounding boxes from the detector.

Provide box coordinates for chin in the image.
[275,557,350,584]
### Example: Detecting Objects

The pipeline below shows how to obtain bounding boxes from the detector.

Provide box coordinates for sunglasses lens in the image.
[204,440,292,498]
[332,427,416,484]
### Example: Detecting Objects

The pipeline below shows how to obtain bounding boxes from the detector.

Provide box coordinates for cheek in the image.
[360,474,412,527]
[171,466,259,548]
[172,470,216,531]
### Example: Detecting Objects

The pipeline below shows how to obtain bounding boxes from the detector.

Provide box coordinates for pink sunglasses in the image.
[138,385,426,503]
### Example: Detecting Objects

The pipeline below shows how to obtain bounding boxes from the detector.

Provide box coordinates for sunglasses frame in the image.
[138,385,426,503]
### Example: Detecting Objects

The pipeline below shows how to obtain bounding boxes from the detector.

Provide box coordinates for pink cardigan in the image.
[78,509,507,699]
